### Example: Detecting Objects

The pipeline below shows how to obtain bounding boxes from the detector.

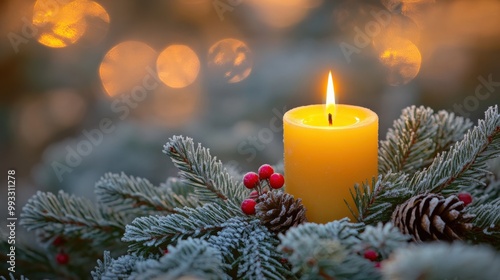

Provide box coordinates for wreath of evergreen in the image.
[1,105,499,280]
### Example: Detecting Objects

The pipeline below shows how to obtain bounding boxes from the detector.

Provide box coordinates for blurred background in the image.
[1,0,500,207]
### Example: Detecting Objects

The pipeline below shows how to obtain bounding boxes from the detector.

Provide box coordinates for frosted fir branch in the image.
[130,238,229,280]
[352,173,412,224]
[381,242,500,280]
[159,176,196,198]
[0,275,29,280]
[95,173,200,215]
[356,223,410,259]
[122,202,243,256]
[236,220,291,280]
[208,217,249,264]
[20,191,127,246]
[91,251,144,280]
[163,135,247,204]
[379,106,436,175]
[356,106,500,224]
[279,219,364,254]
[279,221,379,279]
[91,251,112,279]
[432,110,474,159]
[461,160,500,205]
[466,197,500,247]
[379,106,472,175]
[410,105,500,195]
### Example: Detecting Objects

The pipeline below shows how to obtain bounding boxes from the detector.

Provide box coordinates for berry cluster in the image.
[241,164,285,215]
[362,249,380,268]
[52,236,69,265]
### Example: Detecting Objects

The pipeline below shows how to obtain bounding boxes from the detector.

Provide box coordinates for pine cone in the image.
[391,193,474,242]
[255,192,307,234]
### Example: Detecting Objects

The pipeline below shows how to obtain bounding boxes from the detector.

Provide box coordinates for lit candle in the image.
[283,72,378,223]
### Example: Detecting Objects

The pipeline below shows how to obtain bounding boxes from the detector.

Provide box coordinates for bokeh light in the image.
[378,38,422,86]
[15,99,53,147]
[146,85,203,128]
[248,0,322,28]
[208,38,253,84]
[156,45,200,89]
[99,41,157,97]
[46,89,87,129]
[33,0,110,48]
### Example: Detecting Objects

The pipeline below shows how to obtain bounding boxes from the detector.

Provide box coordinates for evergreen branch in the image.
[381,242,500,280]
[0,274,29,280]
[379,106,436,175]
[356,223,410,259]
[208,217,249,265]
[122,202,243,256]
[433,110,473,160]
[91,251,144,280]
[20,191,127,246]
[410,105,500,195]
[159,176,197,198]
[164,135,247,204]
[353,173,412,224]
[131,238,229,280]
[461,162,500,205]
[466,197,500,248]
[357,106,500,224]
[279,219,364,254]
[379,106,472,175]
[279,221,379,280]
[95,173,200,215]
[236,220,291,280]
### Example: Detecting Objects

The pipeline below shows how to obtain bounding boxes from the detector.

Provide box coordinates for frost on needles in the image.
[3,105,499,280]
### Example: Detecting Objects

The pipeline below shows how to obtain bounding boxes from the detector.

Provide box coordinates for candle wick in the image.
[328,113,332,126]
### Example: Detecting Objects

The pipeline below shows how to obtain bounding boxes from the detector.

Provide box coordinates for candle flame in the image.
[326,71,335,125]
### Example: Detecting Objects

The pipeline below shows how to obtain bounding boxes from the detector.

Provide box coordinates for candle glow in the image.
[326,71,335,125]
[283,72,379,223]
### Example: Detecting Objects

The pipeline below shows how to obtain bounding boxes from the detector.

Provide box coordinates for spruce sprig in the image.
[164,135,247,204]
[355,105,500,224]
[20,191,127,246]
[95,172,200,215]
[122,202,244,256]
[379,106,472,175]
[130,238,228,280]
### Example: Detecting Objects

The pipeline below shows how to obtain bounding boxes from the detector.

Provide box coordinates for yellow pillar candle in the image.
[283,72,378,223]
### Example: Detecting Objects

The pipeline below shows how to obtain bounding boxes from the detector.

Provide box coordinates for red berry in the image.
[52,236,65,247]
[258,164,274,180]
[163,248,169,255]
[374,262,381,268]
[363,250,378,262]
[243,172,259,189]
[241,199,257,215]
[56,252,69,265]
[269,173,285,189]
[457,192,473,207]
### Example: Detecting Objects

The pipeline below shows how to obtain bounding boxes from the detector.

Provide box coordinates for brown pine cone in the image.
[255,191,307,234]
[391,193,474,242]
